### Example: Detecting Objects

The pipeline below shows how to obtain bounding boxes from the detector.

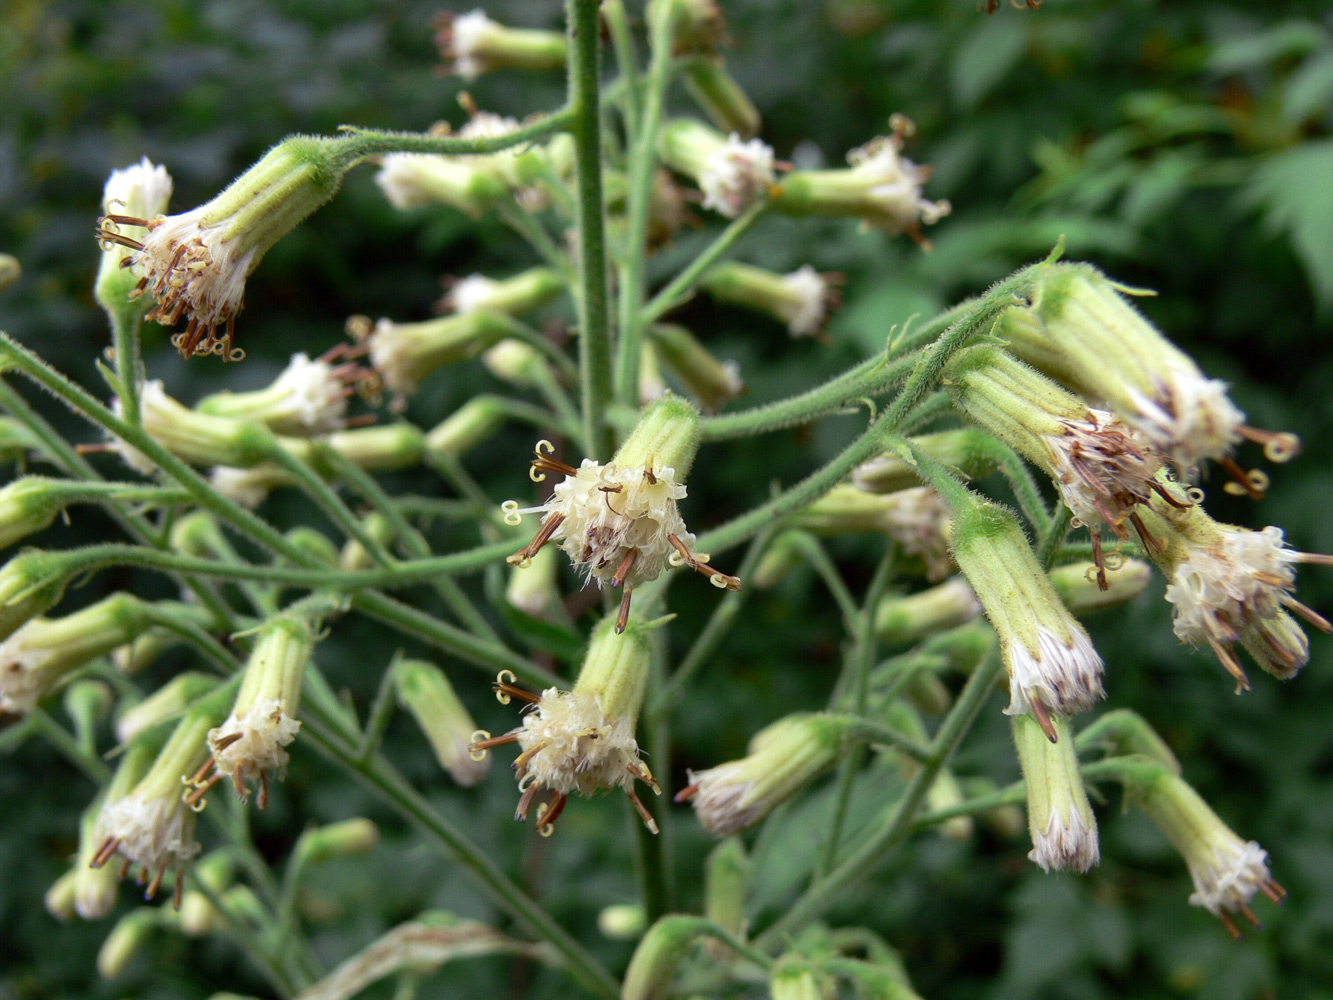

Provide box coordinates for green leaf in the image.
[951,16,1028,111]
[1240,140,1333,311]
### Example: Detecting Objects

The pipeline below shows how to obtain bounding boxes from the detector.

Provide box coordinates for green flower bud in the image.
[115,672,220,745]
[0,477,70,551]
[505,543,560,618]
[284,526,339,566]
[293,817,380,867]
[853,429,1002,495]
[394,659,489,787]
[700,262,836,338]
[704,837,751,939]
[659,118,774,219]
[178,851,233,936]
[774,117,949,237]
[875,578,982,645]
[433,10,566,79]
[884,702,972,840]
[649,323,743,412]
[1048,558,1152,614]
[0,551,73,643]
[959,776,1027,840]
[1013,714,1099,873]
[0,253,20,293]
[622,915,705,1000]
[426,397,506,460]
[647,0,728,54]
[680,713,847,836]
[366,310,509,396]
[111,380,273,473]
[770,958,832,1000]
[795,484,952,581]
[597,903,647,939]
[482,338,550,388]
[442,267,563,317]
[44,868,78,921]
[97,908,161,978]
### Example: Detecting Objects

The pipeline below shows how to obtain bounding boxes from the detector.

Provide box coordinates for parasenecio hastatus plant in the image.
[1,2,1327,998]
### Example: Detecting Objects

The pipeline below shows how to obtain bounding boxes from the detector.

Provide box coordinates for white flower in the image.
[207,698,302,794]
[263,352,349,433]
[514,688,647,798]
[1005,625,1105,724]
[375,153,471,210]
[439,10,495,80]
[93,793,200,886]
[510,457,693,592]
[209,465,276,508]
[1042,408,1163,535]
[700,133,774,218]
[1125,364,1245,476]
[1028,808,1100,873]
[1186,838,1274,919]
[0,634,47,714]
[776,265,830,337]
[102,157,173,220]
[844,128,951,234]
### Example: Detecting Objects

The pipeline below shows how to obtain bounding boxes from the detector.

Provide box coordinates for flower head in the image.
[1138,500,1331,686]
[110,379,270,473]
[470,616,659,835]
[951,501,1105,738]
[503,397,740,632]
[658,120,774,219]
[677,713,846,836]
[96,138,344,361]
[1128,766,1285,937]
[440,267,563,317]
[363,311,508,396]
[776,116,950,239]
[1013,714,1099,872]
[699,262,840,338]
[393,658,489,786]
[433,10,566,80]
[196,349,365,435]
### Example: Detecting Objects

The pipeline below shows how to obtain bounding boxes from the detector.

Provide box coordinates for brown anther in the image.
[532,453,578,479]
[211,731,243,753]
[1238,425,1301,464]
[1238,903,1261,929]
[1149,478,1192,508]
[188,756,217,788]
[173,870,184,910]
[91,837,121,869]
[1284,596,1331,632]
[508,513,566,567]
[616,587,634,634]
[1030,699,1058,743]
[1207,638,1251,693]
[470,732,521,754]
[75,442,119,455]
[601,485,626,516]
[257,769,269,811]
[1128,512,1161,554]
[1262,879,1287,902]
[515,781,540,822]
[1089,531,1109,592]
[626,760,661,795]
[611,548,638,589]
[626,788,660,835]
[492,679,540,705]
[674,782,700,803]
[513,738,551,773]
[538,791,568,834]
[1219,911,1242,940]
[145,865,166,901]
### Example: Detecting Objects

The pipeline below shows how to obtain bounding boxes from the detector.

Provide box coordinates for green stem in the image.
[328,110,577,170]
[1036,504,1074,570]
[297,703,620,1000]
[602,0,643,136]
[29,709,111,784]
[613,1,678,407]
[788,533,860,632]
[268,441,398,564]
[567,0,615,460]
[754,645,1003,948]
[639,201,769,327]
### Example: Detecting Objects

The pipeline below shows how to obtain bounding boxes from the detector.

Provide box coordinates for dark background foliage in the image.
[2,1,1332,998]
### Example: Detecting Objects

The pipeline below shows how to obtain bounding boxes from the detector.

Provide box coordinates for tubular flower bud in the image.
[703,838,751,940]
[677,713,847,836]
[0,477,72,551]
[293,817,380,867]
[684,57,762,139]
[853,428,1002,495]
[998,263,1252,476]
[441,267,563,317]
[469,615,660,835]
[770,960,833,1000]
[363,310,509,396]
[648,0,729,54]
[337,512,395,573]
[425,397,506,460]
[622,915,708,1000]
[71,802,121,919]
[1125,764,1284,937]
[0,254,21,293]
[0,593,144,714]
[1049,558,1152,615]
[111,380,272,473]
[482,338,548,388]
[658,119,774,219]
[92,696,226,906]
[775,115,950,239]
[95,137,345,361]
[0,551,70,644]
[196,349,367,435]
[197,616,313,808]
[639,340,669,405]
[649,323,743,412]
[503,397,740,632]
[115,672,219,745]
[944,346,1170,583]
[700,262,840,338]
[794,485,953,582]
[951,501,1105,738]
[1013,714,1099,873]
[432,10,566,80]
[875,577,983,645]
[375,113,552,217]
[98,909,161,978]
[393,659,489,787]
[1135,500,1331,687]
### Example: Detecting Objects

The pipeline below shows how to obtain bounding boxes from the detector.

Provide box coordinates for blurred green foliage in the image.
[2,2,1332,999]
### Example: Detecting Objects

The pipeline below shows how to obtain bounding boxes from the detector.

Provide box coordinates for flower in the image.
[469,616,660,835]
[393,658,489,786]
[1128,766,1285,937]
[433,10,567,80]
[195,616,313,808]
[699,262,840,338]
[658,120,774,220]
[648,323,744,412]
[110,379,270,472]
[364,311,508,396]
[95,138,344,361]
[1013,714,1099,872]
[951,501,1105,738]
[1138,500,1332,686]
[196,349,366,435]
[440,266,563,317]
[775,116,950,238]
[677,713,846,835]
[503,398,740,631]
